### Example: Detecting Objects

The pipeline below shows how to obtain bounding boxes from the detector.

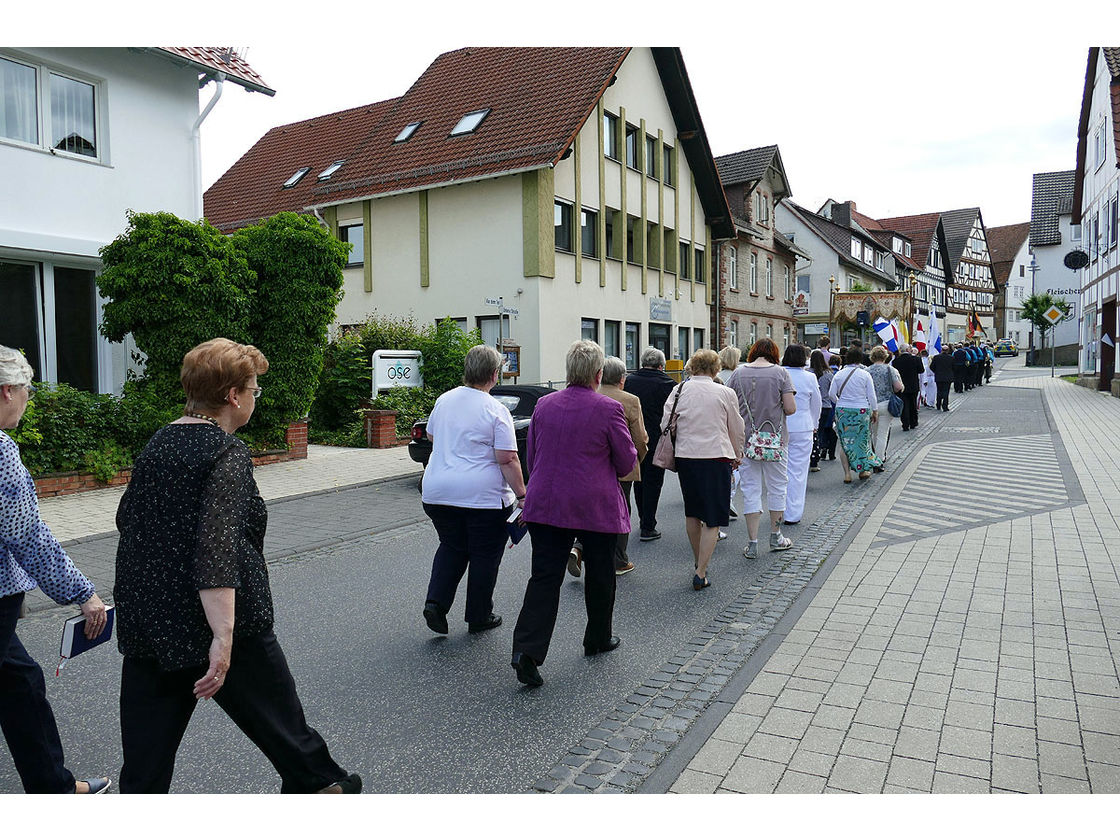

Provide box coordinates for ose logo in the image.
[387,363,412,380]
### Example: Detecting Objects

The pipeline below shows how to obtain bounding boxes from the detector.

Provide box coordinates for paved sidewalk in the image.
[39,443,420,543]
[666,376,1120,793]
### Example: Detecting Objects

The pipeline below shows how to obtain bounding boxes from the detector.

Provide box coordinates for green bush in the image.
[233,213,347,448]
[12,383,116,476]
[308,332,371,433]
[415,319,482,395]
[369,387,439,437]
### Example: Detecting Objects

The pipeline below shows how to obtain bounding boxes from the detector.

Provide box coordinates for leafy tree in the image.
[1020,293,1072,347]
[232,212,347,447]
[415,318,483,395]
[97,211,254,397]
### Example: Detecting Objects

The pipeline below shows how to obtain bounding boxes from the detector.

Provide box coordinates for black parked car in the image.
[409,384,556,490]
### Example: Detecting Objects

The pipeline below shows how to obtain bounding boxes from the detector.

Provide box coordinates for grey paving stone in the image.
[902,703,946,732]
[1039,773,1091,793]
[954,668,998,693]
[863,677,913,705]
[710,712,763,745]
[774,769,828,794]
[935,753,991,781]
[995,698,1036,727]
[886,756,935,792]
[733,692,778,717]
[789,746,838,777]
[758,707,814,740]
[908,689,950,710]
[992,723,1037,759]
[853,698,906,730]
[689,737,744,776]
[742,731,799,764]
[943,699,995,732]
[1038,740,1089,780]
[840,735,894,763]
[822,681,866,709]
[1082,732,1120,766]
[1036,696,1077,721]
[991,753,1040,794]
[812,704,857,732]
[1087,762,1120,793]
[774,687,826,713]
[721,755,785,794]
[932,771,990,793]
[828,754,888,793]
[669,769,722,794]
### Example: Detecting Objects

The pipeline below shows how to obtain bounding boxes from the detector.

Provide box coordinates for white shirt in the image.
[421,386,517,508]
[784,367,822,433]
[829,365,878,410]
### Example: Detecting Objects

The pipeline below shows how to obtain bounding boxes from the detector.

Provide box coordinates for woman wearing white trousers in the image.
[867,345,902,470]
[781,344,821,525]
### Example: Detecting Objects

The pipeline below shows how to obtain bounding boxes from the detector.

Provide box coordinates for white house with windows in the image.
[204,48,733,382]
[0,47,273,393]
[1072,47,1120,389]
[1027,171,1081,356]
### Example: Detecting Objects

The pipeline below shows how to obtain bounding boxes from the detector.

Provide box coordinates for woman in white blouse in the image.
[828,347,883,482]
[781,344,821,524]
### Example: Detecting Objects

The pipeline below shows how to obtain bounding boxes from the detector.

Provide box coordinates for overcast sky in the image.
[13,2,1113,233]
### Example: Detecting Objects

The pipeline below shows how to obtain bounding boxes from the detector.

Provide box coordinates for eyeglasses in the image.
[248,387,263,398]
[24,384,37,397]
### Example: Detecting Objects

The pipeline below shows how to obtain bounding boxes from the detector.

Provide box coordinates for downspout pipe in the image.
[192,72,225,219]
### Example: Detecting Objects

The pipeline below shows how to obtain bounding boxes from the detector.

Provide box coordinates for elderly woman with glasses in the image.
[113,338,360,794]
[510,340,637,688]
[421,345,527,636]
[0,346,110,794]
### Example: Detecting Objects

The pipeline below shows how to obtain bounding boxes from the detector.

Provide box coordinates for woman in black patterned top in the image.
[113,338,360,794]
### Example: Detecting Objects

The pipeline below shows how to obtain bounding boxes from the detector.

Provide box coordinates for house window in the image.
[695,248,705,283]
[282,167,310,189]
[1111,197,1118,249]
[693,328,704,352]
[765,259,773,296]
[605,208,619,259]
[625,322,640,369]
[851,238,861,259]
[875,252,884,270]
[846,273,858,290]
[581,318,599,343]
[604,320,620,358]
[749,322,757,346]
[679,242,691,279]
[729,320,738,348]
[1096,124,1107,168]
[783,325,790,348]
[554,202,573,252]
[904,242,912,257]
[340,224,364,266]
[646,222,660,268]
[318,160,345,180]
[450,108,489,136]
[784,265,792,300]
[755,192,769,224]
[603,112,620,160]
[892,236,903,254]
[627,216,640,264]
[393,121,421,142]
[728,246,738,291]
[581,209,598,257]
[663,145,674,186]
[749,253,758,293]
[625,124,640,169]
[0,56,101,159]
[678,327,689,359]
[1071,224,1082,241]
[648,323,670,358]
[765,324,773,341]
[477,315,500,348]
[645,135,658,178]
[863,244,874,266]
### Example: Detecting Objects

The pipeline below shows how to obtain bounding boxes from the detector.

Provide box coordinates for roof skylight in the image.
[394,121,422,143]
[318,160,345,181]
[449,108,490,136]
[282,166,310,188]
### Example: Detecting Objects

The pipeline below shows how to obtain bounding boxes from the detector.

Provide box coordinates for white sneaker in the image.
[718,530,728,540]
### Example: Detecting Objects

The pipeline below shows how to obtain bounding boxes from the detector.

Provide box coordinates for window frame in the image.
[0,53,104,163]
[625,123,640,170]
[749,252,758,294]
[449,108,490,136]
[663,144,674,186]
[765,258,773,297]
[645,134,658,179]
[581,208,599,258]
[339,223,365,267]
[679,242,691,279]
[554,200,574,253]
[603,111,620,161]
[393,121,422,143]
[695,248,705,284]
[728,245,738,291]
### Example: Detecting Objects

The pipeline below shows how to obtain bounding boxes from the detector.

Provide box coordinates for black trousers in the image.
[954,368,966,392]
[118,631,346,793]
[974,363,984,386]
[512,525,618,665]
[0,593,76,793]
[633,447,666,532]
[423,503,511,624]
[900,391,920,430]
[810,407,837,467]
[936,381,951,411]
[615,481,634,568]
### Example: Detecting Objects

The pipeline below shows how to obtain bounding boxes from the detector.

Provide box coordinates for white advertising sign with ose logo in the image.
[372,350,423,393]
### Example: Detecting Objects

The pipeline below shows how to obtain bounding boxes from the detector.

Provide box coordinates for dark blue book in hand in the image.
[506,508,528,545]
[58,605,115,673]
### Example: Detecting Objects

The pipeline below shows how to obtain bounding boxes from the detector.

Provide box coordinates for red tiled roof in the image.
[314,47,630,204]
[845,204,922,271]
[876,212,942,272]
[204,100,398,232]
[153,48,274,96]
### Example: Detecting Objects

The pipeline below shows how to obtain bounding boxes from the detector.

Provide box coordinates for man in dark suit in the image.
[952,343,969,393]
[623,347,676,541]
[929,344,955,411]
[891,344,924,431]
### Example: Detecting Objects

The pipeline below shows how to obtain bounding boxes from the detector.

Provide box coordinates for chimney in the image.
[831,202,851,228]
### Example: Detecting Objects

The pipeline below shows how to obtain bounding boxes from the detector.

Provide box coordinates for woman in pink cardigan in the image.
[510,341,637,688]
[662,349,745,591]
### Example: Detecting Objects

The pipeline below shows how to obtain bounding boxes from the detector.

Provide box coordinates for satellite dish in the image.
[1064,249,1089,270]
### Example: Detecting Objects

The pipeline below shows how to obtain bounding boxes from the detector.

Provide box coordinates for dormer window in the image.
[394,121,421,143]
[450,108,490,136]
[318,160,345,181]
[282,166,310,188]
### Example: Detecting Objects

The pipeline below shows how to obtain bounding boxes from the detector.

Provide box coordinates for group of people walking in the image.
[1,340,361,795]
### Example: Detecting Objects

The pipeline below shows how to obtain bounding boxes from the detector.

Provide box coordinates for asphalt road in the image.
[0,359,1027,793]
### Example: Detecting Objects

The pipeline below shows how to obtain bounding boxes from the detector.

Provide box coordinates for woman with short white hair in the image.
[0,345,111,794]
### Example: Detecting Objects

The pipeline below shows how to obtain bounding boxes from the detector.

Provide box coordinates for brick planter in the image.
[33,419,310,499]
[363,409,410,448]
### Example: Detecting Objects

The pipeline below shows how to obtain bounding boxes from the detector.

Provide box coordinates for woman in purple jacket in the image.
[510,341,637,687]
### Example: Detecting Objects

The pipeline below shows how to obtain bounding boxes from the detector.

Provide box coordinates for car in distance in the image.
[993,339,1018,357]
[409,384,556,489]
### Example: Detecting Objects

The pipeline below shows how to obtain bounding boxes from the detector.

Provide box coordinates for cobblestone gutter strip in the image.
[532,404,964,793]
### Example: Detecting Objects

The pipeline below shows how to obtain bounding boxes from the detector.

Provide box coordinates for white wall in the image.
[1031,214,1081,348]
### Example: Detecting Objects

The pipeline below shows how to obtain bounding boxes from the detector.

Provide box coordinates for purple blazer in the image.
[521,385,637,534]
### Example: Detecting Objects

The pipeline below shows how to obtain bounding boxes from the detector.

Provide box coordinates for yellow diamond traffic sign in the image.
[1043,305,1064,324]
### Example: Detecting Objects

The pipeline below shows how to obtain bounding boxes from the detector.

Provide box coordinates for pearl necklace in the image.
[183,411,220,427]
